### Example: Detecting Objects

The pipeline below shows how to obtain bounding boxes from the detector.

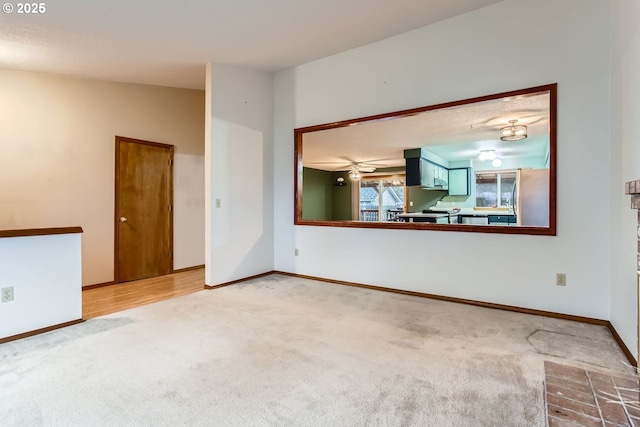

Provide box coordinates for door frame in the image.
[114,135,175,284]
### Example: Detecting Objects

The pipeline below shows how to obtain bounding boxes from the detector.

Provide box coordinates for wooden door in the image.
[115,136,173,283]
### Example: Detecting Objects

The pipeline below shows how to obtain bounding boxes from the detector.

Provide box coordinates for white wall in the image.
[173,153,205,270]
[205,64,274,285]
[0,70,205,285]
[610,0,640,359]
[0,233,82,339]
[274,0,613,319]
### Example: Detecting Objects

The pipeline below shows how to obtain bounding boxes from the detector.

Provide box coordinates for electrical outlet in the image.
[215,199,221,208]
[556,273,566,287]
[1,287,14,302]
[294,248,299,256]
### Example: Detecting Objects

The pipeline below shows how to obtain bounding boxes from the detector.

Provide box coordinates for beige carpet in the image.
[0,274,633,426]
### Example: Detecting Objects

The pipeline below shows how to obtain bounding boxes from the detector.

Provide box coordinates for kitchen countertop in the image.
[398,212,449,218]
[428,208,515,216]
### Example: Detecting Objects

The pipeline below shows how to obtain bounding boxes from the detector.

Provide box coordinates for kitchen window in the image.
[475,171,516,208]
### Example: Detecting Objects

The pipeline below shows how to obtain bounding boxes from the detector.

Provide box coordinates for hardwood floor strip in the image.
[83,268,205,319]
[83,266,205,290]
[0,319,84,344]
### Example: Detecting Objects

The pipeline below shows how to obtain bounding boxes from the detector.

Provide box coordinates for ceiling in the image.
[0,0,505,89]
[302,91,551,171]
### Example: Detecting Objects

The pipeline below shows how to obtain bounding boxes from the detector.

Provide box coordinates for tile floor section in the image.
[545,361,640,426]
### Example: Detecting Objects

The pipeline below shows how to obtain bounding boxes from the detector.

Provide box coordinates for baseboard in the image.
[272,270,639,366]
[205,271,276,290]
[0,319,84,345]
[606,322,637,367]
[274,271,609,324]
[82,281,116,291]
[172,265,205,274]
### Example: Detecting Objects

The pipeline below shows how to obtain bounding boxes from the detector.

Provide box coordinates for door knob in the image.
[120,217,128,222]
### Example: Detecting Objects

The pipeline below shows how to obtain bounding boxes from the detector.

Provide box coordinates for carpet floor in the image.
[0,274,634,426]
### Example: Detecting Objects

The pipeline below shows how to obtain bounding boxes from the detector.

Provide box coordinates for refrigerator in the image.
[513,168,550,227]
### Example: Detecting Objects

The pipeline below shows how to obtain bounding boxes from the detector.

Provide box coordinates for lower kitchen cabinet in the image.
[459,215,489,225]
[487,215,516,225]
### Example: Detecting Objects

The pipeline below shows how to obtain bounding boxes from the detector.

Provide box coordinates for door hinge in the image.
[169,250,172,258]
[168,159,173,166]
[169,204,172,212]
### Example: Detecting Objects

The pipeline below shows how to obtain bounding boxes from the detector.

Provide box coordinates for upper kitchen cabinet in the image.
[405,148,448,189]
[448,168,470,196]
[436,164,448,187]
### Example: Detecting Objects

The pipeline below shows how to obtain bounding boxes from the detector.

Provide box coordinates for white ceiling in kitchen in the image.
[302,90,550,171]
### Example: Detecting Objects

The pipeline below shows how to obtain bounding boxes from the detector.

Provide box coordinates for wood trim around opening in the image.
[294,83,557,237]
[114,136,175,284]
[0,227,83,239]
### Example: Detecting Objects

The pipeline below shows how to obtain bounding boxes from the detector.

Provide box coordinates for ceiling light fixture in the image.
[348,167,361,180]
[479,150,497,161]
[500,119,527,141]
[492,158,503,167]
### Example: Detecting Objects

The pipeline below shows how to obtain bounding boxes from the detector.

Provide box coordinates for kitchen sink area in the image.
[398,209,516,225]
[398,199,518,226]
[397,212,454,224]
